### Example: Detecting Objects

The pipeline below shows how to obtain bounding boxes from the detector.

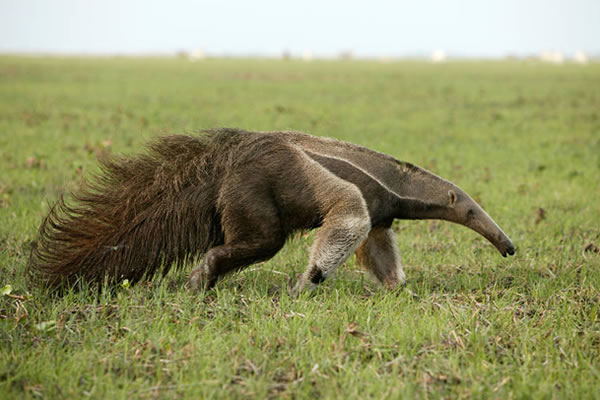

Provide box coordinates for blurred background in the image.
[1,0,599,61]
[1,2,600,398]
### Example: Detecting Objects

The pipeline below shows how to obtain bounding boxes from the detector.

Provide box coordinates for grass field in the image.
[1,56,599,399]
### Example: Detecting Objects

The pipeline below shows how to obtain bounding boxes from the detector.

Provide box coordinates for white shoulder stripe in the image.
[302,149,401,198]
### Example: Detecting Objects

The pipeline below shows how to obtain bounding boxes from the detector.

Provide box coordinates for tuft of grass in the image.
[1,56,600,398]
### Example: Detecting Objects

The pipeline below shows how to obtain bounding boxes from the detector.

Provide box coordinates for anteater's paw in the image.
[289,274,318,297]
[186,265,213,291]
[288,275,305,297]
[381,275,406,291]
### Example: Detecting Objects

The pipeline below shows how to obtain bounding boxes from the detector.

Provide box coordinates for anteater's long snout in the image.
[464,207,515,258]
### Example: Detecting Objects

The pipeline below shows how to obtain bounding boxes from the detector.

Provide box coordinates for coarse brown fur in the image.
[28,128,515,292]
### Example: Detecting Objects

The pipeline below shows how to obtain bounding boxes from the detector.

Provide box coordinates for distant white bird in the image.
[302,50,313,62]
[431,50,446,63]
[573,51,589,65]
[189,49,205,62]
[539,51,564,64]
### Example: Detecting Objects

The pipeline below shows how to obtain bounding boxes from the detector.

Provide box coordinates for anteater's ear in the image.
[448,190,457,206]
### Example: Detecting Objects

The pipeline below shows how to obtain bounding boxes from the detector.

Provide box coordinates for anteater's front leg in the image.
[355,227,405,289]
[292,187,371,295]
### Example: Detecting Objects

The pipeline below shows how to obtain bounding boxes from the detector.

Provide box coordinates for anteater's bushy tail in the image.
[28,133,230,289]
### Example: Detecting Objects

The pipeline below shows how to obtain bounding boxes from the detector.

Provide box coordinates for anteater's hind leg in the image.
[188,237,285,290]
[188,190,286,290]
[355,227,406,289]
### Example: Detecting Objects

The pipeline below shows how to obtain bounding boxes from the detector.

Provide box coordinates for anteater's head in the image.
[445,188,515,257]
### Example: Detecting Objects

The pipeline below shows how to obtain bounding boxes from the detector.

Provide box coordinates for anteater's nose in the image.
[504,242,515,257]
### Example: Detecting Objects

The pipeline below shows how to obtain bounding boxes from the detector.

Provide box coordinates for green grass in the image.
[1,56,599,399]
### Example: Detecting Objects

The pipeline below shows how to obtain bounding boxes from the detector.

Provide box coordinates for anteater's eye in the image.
[467,209,475,219]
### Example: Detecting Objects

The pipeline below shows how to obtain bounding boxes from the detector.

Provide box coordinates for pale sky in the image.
[0,0,598,57]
